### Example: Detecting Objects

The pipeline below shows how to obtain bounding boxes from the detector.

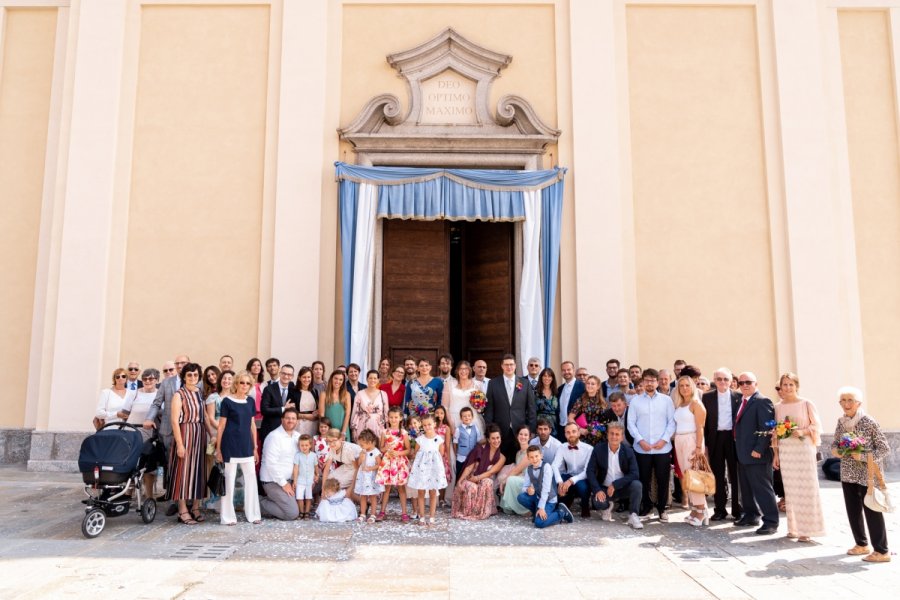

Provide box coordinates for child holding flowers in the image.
[376,407,411,522]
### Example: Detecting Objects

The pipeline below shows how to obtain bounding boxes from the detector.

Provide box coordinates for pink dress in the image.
[376,428,410,486]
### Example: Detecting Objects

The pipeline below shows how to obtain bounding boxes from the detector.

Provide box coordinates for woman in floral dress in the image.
[568,375,608,446]
[404,358,443,417]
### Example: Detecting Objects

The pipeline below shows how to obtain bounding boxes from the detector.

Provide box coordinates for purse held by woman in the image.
[683,453,716,496]
[865,454,894,513]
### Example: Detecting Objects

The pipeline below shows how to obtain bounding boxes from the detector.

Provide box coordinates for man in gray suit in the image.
[144,354,190,515]
[485,354,536,463]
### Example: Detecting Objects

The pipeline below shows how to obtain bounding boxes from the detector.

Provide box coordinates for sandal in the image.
[357,516,366,523]
[178,512,198,525]
[401,514,410,523]
[367,515,376,523]
[191,510,206,523]
[376,512,385,522]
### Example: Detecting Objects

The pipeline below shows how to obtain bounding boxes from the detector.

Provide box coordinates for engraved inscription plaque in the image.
[419,69,478,125]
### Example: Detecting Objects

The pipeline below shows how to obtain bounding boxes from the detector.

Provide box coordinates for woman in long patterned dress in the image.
[350,370,389,441]
[452,424,506,520]
[535,368,560,438]
[404,358,444,417]
[498,425,532,515]
[319,370,351,441]
[166,363,208,524]
[772,372,825,542]
[568,376,608,446]
[294,366,319,438]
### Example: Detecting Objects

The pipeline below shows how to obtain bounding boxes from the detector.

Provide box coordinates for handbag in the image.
[864,453,894,513]
[683,452,716,496]
[207,462,226,497]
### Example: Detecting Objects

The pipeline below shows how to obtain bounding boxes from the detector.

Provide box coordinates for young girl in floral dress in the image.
[376,407,410,522]
[433,406,454,507]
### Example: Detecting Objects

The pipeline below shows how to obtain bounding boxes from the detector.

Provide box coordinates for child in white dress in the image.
[406,415,448,525]
[316,478,357,523]
[353,429,384,523]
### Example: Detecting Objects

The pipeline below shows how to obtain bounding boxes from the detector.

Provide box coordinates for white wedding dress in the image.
[446,382,486,438]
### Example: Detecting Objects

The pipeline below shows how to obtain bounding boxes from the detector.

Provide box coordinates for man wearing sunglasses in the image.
[733,372,779,535]
[702,368,743,521]
[124,362,143,391]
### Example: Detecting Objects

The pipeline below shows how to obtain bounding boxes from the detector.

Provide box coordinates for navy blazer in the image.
[586,441,639,494]
[559,378,585,422]
[734,392,775,465]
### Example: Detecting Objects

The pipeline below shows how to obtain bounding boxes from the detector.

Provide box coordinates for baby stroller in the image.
[78,422,163,538]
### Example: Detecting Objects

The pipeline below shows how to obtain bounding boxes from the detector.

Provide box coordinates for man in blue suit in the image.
[733,372,779,535]
[586,422,644,529]
[556,361,584,441]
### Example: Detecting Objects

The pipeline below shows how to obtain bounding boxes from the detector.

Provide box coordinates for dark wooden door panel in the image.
[462,221,514,377]
[382,219,448,373]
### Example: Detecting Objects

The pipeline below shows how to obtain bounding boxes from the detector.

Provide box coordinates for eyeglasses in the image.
[115,374,127,379]
[714,377,730,382]
[185,372,200,378]
[174,362,187,367]
[737,380,755,386]
[163,368,175,373]
[141,376,157,381]
[238,381,252,386]
[127,367,140,372]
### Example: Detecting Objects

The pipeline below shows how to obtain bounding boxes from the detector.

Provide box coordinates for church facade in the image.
[1,0,898,463]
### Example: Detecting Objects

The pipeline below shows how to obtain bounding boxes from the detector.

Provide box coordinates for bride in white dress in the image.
[444,360,486,437]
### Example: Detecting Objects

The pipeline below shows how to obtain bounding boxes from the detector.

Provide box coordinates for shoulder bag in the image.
[864,453,894,513]
[683,452,716,496]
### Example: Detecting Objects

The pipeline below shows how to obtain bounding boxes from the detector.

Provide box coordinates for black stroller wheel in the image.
[141,498,157,524]
[82,508,106,538]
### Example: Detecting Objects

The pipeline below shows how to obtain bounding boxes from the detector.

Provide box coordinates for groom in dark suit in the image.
[485,354,537,463]
[733,371,779,535]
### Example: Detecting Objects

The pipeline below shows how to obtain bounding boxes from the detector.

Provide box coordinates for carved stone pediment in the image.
[339,28,560,160]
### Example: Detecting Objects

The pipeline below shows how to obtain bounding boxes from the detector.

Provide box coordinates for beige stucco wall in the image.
[625,5,778,388]
[838,9,900,424]
[0,8,57,428]
[120,4,270,369]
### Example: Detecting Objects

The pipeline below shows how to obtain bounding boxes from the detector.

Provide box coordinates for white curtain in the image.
[518,189,545,367]
[349,183,377,373]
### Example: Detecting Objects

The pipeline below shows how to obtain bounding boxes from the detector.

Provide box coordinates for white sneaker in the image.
[658,509,669,523]
[628,513,644,530]
[601,506,614,522]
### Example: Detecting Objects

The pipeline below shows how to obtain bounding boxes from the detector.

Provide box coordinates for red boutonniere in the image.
[515,381,523,391]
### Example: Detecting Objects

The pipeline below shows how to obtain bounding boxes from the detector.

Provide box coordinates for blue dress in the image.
[403,378,444,417]
[219,397,255,461]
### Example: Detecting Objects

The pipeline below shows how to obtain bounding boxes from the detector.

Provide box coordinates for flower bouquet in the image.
[757,418,801,440]
[835,432,869,458]
[469,390,487,414]
[589,422,607,439]
[408,396,434,418]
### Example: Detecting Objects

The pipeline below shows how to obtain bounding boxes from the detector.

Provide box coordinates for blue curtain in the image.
[335,162,567,366]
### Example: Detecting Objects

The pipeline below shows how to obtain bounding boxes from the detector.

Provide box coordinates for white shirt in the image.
[95,388,136,423]
[717,390,733,431]
[551,440,592,484]
[558,378,576,426]
[504,375,516,403]
[530,435,562,465]
[260,425,300,486]
[603,446,624,487]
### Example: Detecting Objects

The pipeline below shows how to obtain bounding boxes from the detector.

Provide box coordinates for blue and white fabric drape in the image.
[335,162,566,373]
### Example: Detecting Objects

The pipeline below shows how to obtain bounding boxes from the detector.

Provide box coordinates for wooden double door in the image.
[381,219,515,377]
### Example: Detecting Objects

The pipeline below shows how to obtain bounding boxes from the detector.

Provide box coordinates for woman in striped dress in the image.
[167,362,208,524]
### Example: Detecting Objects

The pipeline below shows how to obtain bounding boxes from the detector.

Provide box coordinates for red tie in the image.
[733,398,749,439]
[568,445,578,450]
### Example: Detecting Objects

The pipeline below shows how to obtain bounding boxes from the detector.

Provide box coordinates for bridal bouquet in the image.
[469,390,487,414]
[408,398,433,417]
[589,422,607,439]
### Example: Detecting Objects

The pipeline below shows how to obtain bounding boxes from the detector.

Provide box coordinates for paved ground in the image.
[0,466,897,599]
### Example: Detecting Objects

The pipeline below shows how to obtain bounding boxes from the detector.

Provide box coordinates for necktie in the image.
[530,378,538,390]
[733,398,749,439]
[505,378,514,402]
[568,445,578,450]
[281,387,287,403]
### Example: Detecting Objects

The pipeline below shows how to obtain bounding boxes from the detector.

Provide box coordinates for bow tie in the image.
[568,445,579,450]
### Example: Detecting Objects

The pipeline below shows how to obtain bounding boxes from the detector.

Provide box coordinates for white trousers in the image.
[221,456,261,524]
